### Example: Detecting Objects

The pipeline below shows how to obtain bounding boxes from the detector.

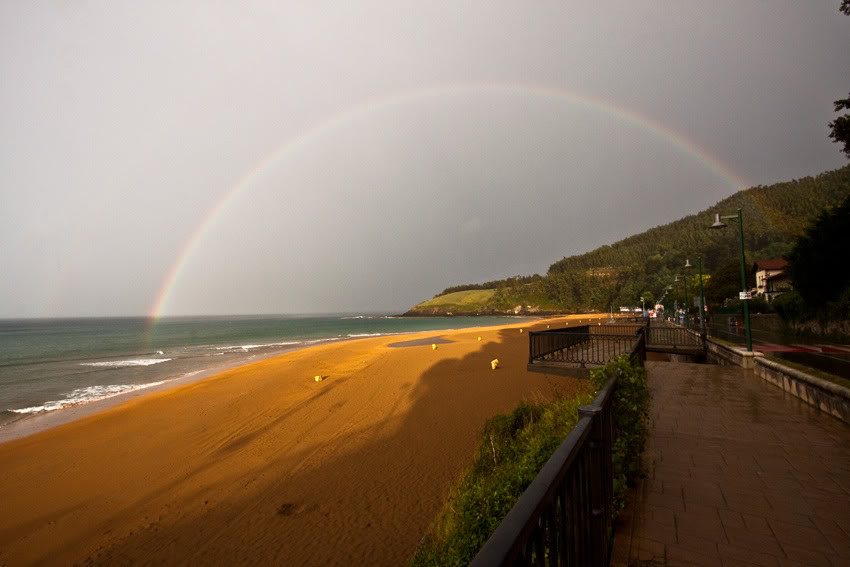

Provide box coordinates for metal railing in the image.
[645,325,704,348]
[470,332,645,566]
[529,326,592,362]
[529,324,644,367]
[591,324,645,337]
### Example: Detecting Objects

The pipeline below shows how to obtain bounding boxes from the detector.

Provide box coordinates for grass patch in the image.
[764,355,850,390]
[412,290,497,312]
[410,356,649,566]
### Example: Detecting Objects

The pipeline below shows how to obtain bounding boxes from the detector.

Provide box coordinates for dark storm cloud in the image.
[1,1,847,316]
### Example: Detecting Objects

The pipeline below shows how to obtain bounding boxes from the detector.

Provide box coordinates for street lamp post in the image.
[675,274,689,328]
[673,276,683,326]
[684,259,694,329]
[710,209,753,351]
[697,257,706,334]
[666,285,673,321]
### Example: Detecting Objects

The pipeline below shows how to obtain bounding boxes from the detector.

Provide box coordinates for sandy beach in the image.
[0,314,607,566]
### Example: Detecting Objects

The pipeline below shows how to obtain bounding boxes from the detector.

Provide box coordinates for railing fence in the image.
[470,331,646,566]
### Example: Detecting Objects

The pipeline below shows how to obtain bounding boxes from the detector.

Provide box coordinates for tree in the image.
[829,3,850,158]
[829,94,850,159]
[785,194,850,310]
[704,258,753,307]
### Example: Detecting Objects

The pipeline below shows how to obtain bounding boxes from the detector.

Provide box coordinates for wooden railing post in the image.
[577,405,607,567]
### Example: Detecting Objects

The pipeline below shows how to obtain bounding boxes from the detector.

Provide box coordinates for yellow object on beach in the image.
[477,336,482,341]
[491,359,499,370]
[431,344,437,350]
[314,375,323,382]
[519,329,523,333]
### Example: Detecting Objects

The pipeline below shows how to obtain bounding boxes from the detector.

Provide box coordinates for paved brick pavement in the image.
[612,361,850,567]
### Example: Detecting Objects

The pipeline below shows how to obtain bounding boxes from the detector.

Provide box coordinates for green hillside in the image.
[409,165,850,315]
[408,290,497,315]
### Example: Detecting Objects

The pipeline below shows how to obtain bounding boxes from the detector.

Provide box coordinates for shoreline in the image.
[0,343,309,444]
[0,316,550,445]
[0,313,609,566]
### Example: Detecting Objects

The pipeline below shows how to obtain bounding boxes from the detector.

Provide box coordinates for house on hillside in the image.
[765,272,793,302]
[752,259,790,302]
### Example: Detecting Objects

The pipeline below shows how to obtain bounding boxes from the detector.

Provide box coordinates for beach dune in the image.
[0,315,605,565]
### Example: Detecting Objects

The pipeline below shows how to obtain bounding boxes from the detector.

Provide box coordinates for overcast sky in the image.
[1,1,848,318]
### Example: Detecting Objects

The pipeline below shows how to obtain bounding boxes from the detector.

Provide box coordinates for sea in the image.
[0,314,529,429]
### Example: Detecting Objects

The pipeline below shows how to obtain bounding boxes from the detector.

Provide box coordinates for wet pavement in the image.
[612,360,850,566]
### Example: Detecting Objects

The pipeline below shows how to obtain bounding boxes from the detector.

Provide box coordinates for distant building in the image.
[752,259,790,302]
[765,272,793,302]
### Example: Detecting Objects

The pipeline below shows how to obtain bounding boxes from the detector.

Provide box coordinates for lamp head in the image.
[684,259,693,269]
[710,213,727,229]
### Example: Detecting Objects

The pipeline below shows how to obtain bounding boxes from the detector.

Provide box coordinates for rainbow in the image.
[147,82,748,324]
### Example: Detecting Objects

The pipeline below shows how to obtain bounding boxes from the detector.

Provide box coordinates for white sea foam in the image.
[340,315,366,319]
[347,331,408,338]
[10,381,169,414]
[214,341,302,352]
[304,337,342,344]
[80,358,172,367]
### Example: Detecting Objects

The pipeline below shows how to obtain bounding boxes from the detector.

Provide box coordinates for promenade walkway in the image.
[612,361,850,567]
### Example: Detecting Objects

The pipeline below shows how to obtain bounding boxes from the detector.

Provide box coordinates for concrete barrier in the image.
[754,357,850,424]
[706,338,850,424]
[705,338,763,369]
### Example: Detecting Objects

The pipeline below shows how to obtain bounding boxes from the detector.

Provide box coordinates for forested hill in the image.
[406,165,850,316]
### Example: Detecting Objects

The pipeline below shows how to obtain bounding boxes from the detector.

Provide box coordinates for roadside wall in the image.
[706,338,850,424]
[754,358,850,424]
[705,339,763,369]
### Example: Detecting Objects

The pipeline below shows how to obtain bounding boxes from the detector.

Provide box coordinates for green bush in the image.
[410,355,650,566]
[409,393,594,567]
[772,289,806,320]
[590,356,650,517]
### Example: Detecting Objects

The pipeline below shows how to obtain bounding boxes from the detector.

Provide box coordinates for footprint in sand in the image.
[277,502,318,517]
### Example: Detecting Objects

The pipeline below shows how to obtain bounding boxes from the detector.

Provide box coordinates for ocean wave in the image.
[346,332,408,338]
[10,381,169,414]
[213,341,302,351]
[80,358,172,367]
[340,315,366,319]
[304,337,342,344]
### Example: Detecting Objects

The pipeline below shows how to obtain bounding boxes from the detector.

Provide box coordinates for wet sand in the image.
[0,314,607,566]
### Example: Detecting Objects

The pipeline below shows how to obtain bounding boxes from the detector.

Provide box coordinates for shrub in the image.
[590,355,650,517]
[410,355,650,566]
[773,289,806,321]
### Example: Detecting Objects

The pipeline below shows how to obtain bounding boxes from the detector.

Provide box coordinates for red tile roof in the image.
[753,259,788,272]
